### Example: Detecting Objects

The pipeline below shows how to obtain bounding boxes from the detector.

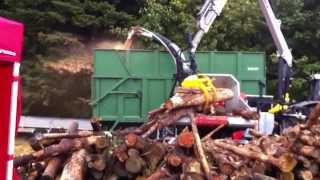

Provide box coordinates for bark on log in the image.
[113,144,128,162]
[214,141,297,172]
[41,121,80,180]
[253,173,277,180]
[299,134,320,147]
[14,135,108,167]
[146,167,171,180]
[190,113,212,180]
[182,158,204,180]
[125,133,148,150]
[296,144,320,162]
[166,153,183,167]
[164,88,233,111]
[125,155,146,174]
[36,131,94,142]
[299,170,313,180]
[41,157,64,180]
[60,149,88,180]
[87,154,107,171]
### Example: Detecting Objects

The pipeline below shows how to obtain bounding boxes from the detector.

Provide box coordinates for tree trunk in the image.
[60,149,88,180]
[164,88,233,111]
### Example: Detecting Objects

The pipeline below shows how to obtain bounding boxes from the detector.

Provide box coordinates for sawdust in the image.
[45,39,126,74]
[15,136,34,157]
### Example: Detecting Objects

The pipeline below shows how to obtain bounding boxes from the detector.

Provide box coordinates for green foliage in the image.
[0,0,134,57]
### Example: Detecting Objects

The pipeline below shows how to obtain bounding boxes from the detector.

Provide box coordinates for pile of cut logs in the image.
[14,87,320,179]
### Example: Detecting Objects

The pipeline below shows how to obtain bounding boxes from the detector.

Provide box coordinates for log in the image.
[177,129,194,148]
[41,157,64,180]
[14,135,108,167]
[88,154,107,171]
[125,148,145,174]
[296,144,320,162]
[146,167,171,180]
[125,155,146,174]
[299,134,320,147]
[60,149,88,180]
[164,88,234,111]
[182,158,204,180]
[253,173,277,180]
[113,144,128,162]
[190,113,212,180]
[166,153,183,167]
[89,169,104,179]
[144,142,167,172]
[30,121,79,151]
[35,131,94,142]
[299,170,313,180]
[41,121,79,180]
[213,141,297,172]
[125,133,148,150]
[279,172,294,180]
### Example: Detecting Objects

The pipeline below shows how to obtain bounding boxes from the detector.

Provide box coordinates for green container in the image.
[92,49,266,128]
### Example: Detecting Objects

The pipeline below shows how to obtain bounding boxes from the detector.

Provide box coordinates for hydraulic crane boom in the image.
[125,0,294,107]
[190,0,228,53]
[258,0,292,110]
[190,0,293,110]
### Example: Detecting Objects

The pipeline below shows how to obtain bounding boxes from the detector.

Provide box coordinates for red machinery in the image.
[0,17,24,180]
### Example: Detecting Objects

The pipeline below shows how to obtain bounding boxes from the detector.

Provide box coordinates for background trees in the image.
[0,0,319,117]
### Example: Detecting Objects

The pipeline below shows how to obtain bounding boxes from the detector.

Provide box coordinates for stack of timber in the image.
[14,84,320,179]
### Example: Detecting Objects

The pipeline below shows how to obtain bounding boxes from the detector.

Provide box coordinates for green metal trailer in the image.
[92,49,266,128]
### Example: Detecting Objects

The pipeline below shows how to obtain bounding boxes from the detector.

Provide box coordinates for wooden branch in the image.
[190,113,211,180]
[201,123,227,142]
[214,141,297,172]
[60,149,88,180]
[35,131,95,142]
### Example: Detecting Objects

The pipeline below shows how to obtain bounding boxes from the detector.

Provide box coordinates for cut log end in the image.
[177,131,194,148]
[166,154,182,167]
[125,133,138,147]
